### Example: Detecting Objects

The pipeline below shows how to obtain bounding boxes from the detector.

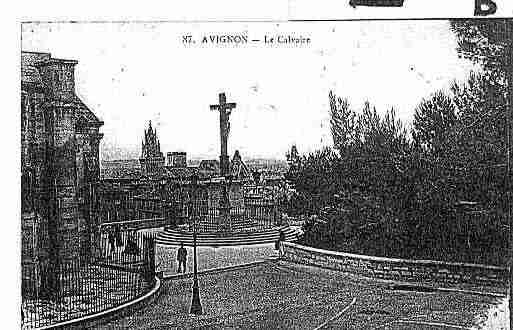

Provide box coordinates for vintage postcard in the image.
[19,11,512,330]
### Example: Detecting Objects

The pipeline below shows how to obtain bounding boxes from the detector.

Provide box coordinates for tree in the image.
[451,19,512,73]
[449,72,508,211]
[329,92,409,158]
[293,147,339,210]
[450,72,507,167]
[451,19,513,326]
[296,25,512,266]
[329,91,358,153]
[357,103,409,157]
[412,91,457,155]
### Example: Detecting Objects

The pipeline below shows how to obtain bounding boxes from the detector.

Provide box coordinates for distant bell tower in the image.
[139,121,165,176]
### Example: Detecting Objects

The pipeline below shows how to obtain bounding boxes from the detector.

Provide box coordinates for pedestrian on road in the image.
[177,242,187,273]
[114,224,123,248]
[277,229,286,258]
[108,228,115,256]
[124,232,140,257]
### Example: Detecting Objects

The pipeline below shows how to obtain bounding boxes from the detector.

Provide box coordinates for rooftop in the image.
[21,50,103,126]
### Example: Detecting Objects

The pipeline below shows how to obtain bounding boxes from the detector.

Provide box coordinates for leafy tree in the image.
[293,147,339,212]
[450,72,507,163]
[357,102,409,157]
[329,91,358,153]
[451,19,512,73]
[329,95,410,202]
[412,91,457,155]
[449,72,508,214]
[291,22,512,266]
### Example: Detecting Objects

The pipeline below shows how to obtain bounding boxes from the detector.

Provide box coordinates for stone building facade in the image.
[139,121,165,177]
[167,151,187,168]
[21,51,103,271]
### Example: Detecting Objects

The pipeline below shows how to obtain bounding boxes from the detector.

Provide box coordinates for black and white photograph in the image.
[19,14,512,329]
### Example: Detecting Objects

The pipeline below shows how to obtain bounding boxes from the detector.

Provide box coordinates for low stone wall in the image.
[283,242,508,287]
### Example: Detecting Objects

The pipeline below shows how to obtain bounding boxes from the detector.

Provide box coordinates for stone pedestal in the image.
[217,205,232,232]
[217,179,232,232]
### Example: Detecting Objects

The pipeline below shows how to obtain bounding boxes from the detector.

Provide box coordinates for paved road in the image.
[155,243,277,277]
[94,261,505,329]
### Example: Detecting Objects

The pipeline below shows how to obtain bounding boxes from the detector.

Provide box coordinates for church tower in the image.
[139,121,165,176]
[21,51,103,290]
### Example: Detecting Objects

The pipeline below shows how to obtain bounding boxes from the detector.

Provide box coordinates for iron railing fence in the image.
[21,230,156,329]
[91,182,285,232]
[97,227,157,269]
[181,197,282,233]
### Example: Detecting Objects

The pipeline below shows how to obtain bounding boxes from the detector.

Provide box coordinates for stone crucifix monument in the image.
[210,92,237,231]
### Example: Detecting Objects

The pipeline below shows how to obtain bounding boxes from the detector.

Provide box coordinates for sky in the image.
[22,21,476,161]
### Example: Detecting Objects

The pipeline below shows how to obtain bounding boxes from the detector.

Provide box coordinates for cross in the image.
[210,93,237,177]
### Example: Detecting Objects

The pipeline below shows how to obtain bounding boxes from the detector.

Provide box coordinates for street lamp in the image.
[159,178,167,219]
[115,199,121,221]
[189,173,203,315]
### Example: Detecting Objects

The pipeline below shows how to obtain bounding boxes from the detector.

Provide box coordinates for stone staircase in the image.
[156,225,302,247]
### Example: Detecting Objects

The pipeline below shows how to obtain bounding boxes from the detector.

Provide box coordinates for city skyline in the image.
[22,21,476,160]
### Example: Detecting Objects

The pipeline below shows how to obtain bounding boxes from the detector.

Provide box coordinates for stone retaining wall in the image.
[283,242,508,287]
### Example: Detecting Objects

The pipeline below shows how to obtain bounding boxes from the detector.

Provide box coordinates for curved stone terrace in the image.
[28,225,507,329]
[91,228,508,329]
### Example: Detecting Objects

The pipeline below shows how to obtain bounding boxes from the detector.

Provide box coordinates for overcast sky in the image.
[22,21,475,161]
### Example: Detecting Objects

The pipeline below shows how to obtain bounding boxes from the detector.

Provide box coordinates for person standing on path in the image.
[114,224,123,248]
[177,242,187,273]
[108,228,116,257]
[278,229,286,258]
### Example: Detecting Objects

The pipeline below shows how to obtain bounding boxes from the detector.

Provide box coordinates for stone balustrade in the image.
[282,242,508,287]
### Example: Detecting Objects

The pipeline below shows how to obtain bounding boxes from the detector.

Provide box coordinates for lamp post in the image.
[159,178,167,219]
[189,173,203,315]
[115,200,120,222]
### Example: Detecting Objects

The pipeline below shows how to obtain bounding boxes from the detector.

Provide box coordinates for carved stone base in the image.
[217,206,232,232]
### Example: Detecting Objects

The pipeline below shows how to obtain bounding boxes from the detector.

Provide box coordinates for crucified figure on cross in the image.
[210,92,237,232]
[210,92,237,178]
